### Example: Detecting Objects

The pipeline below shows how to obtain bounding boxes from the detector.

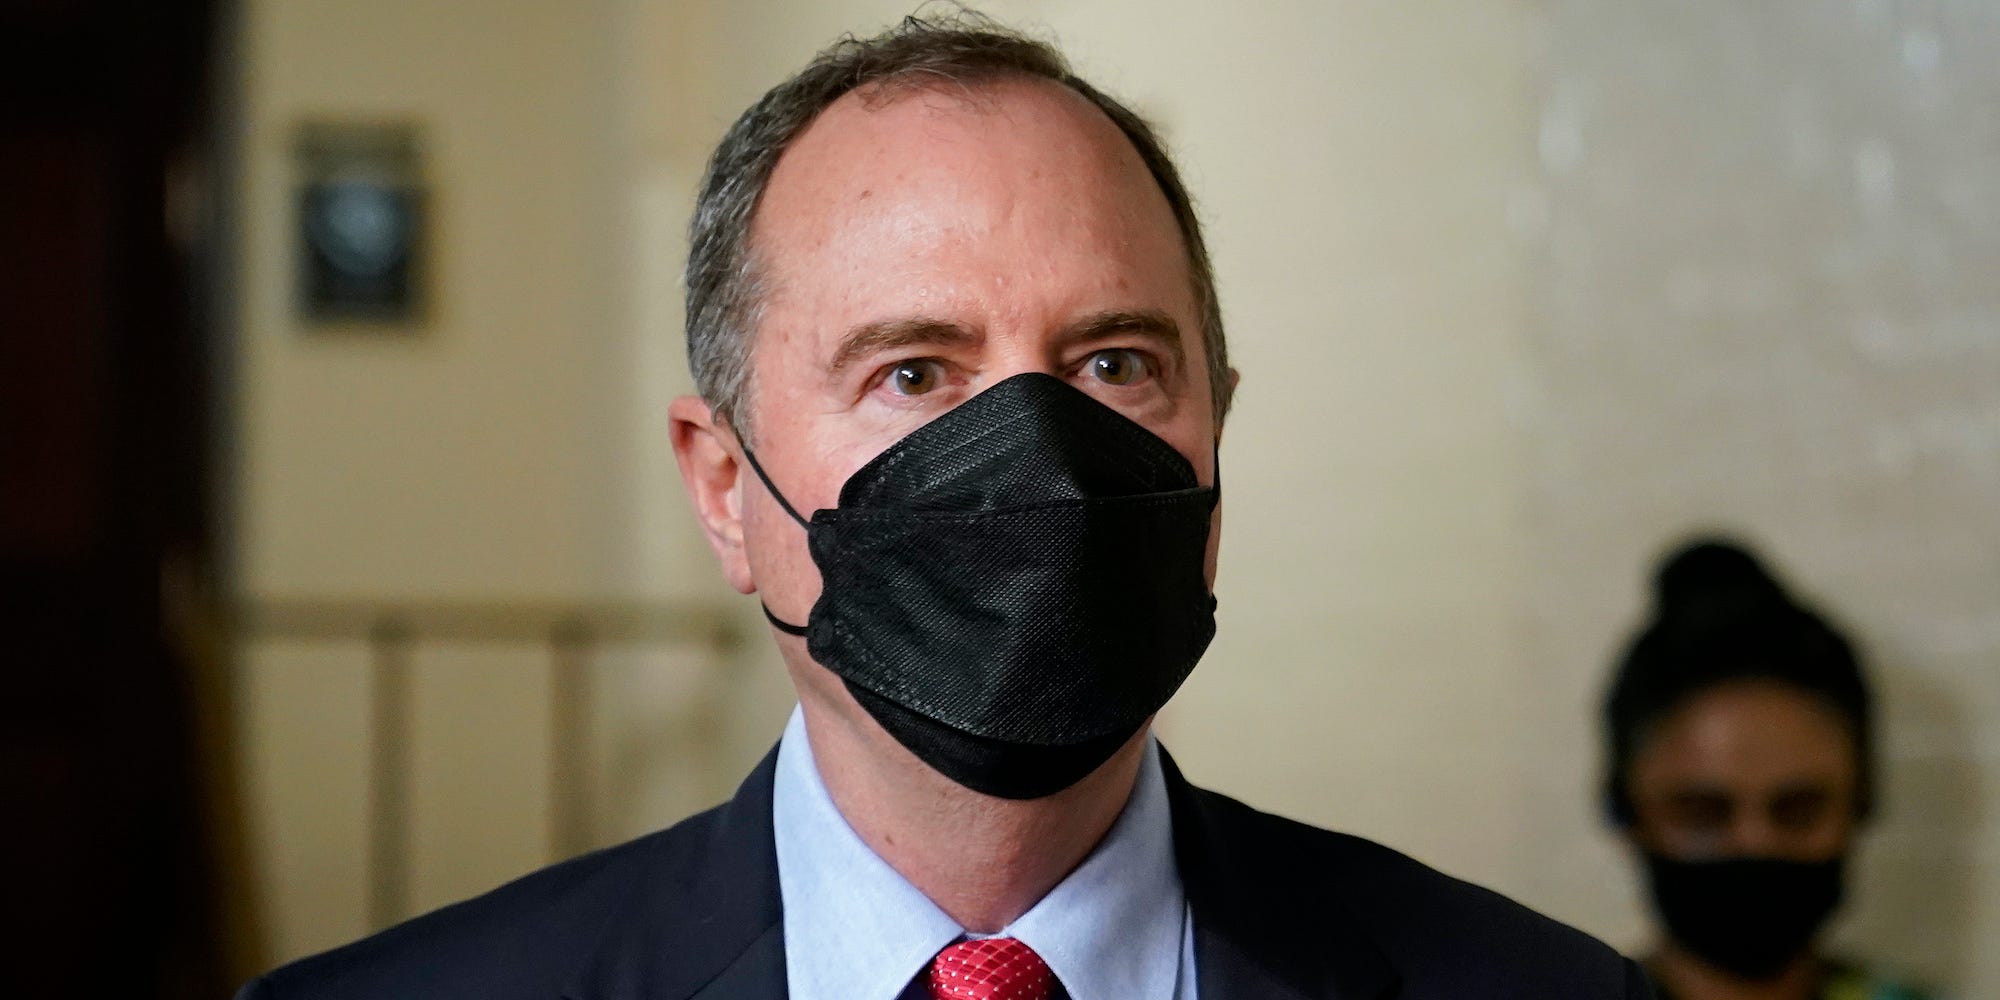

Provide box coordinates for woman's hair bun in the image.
[1652,536,1791,628]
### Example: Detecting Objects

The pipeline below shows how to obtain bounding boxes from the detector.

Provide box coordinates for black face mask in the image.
[742,372,1219,800]
[1644,853,1846,981]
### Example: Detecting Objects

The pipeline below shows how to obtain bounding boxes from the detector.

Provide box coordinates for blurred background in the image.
[5,1,1995,996]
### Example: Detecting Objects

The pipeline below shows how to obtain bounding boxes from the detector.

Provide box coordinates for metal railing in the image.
[233,596,746,930]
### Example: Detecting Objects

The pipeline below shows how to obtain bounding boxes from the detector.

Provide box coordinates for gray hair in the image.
[685,11,1233,434]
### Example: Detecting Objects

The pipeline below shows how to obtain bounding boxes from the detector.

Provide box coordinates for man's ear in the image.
[669,396,755,595]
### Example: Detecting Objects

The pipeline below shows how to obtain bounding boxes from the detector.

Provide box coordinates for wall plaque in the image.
[295,121,427,326]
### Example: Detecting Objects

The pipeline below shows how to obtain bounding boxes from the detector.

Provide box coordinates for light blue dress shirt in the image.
[772,707,1198,1000]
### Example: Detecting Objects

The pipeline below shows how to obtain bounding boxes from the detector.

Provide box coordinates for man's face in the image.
[674,76,1224,730]
[742,79,1219,591]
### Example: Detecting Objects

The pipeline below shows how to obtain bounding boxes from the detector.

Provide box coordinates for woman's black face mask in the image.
[1644,852,1846,981]
[743,372,1219,799]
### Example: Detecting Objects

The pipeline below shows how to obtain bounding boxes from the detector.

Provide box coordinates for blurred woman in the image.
[1602,539,1935,1000]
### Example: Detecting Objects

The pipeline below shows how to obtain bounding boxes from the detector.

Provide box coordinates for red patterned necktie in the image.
[927,937,1055,1000]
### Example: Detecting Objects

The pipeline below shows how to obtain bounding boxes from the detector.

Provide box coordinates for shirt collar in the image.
[771,707,1187,1000]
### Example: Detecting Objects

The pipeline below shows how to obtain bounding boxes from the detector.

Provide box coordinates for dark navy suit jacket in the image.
[240,747,1653,999]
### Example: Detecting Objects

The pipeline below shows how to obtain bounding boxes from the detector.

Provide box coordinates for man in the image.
[242,14,1651,1000]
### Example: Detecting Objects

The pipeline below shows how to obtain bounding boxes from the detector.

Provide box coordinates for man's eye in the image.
[1086,348,1150,386]
[887,360,946,396]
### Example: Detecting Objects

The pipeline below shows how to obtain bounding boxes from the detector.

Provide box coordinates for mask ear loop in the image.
[760,604,809,637]
[736,444,814,637]
[738,444,812,529]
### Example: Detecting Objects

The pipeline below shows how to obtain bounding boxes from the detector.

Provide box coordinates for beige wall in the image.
[236,1,623,598]
[230,2,1998,995]
[228,0,781,964]
[1514,4,2000,990]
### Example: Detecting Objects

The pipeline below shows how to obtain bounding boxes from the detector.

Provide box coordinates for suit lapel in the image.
[1193,923,1322,1000]
[686,923,787,1000]
[1161,748,1400,1000]
[564,747,788,1000]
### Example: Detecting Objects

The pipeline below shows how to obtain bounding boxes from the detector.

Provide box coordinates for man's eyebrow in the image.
[827,317,981,375]
[1057,310,1187,369]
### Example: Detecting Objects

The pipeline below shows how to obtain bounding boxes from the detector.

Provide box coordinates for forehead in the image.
[746,75,1191,306]
[1632,680,1857,791]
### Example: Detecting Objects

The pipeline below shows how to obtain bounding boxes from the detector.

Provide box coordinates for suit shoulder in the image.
[243,803,726,1000]
[1193,786,1643,996]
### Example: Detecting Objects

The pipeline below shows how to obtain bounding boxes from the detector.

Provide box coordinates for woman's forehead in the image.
[1634,681,1858,786]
